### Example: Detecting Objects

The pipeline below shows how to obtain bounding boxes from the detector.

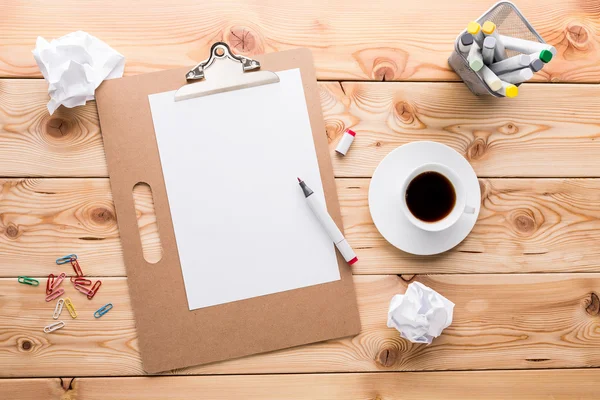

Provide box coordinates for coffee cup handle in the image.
[464,205,476,214]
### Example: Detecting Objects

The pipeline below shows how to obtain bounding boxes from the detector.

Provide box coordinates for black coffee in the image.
[405,171,456,222]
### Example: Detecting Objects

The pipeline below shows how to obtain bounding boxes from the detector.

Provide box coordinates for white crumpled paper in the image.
[32,31,125,114]
[387,281,454,344]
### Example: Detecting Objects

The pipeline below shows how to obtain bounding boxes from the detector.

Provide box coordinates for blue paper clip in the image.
[94,303,113,318]
[56,254,77,265]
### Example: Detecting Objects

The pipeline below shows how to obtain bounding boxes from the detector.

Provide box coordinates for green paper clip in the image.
[18,276,40,286]
[94,303,113,318]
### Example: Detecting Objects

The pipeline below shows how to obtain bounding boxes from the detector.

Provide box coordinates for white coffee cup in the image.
[400,163,475,232]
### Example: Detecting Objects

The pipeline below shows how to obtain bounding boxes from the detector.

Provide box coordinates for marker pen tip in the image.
[297,177,302,183]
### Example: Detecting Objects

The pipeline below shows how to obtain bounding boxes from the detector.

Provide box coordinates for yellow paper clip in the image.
[64,298,77,319]
[43,320,65,333]
[53,298,65,320]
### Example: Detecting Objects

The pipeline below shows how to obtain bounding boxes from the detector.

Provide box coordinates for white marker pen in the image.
[298,178,358,265]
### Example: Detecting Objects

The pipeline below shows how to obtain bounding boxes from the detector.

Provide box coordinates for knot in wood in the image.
[227,27,257,53]
[375,346,398,367]
[325,121,345,143]
[372,58,398,81]
[45,117,72,138]
[91,207,115,224]
[394,101,416,124]
[585,292,600,316]
[21,340,32,351]
[467,137,487,161]
[511,210,537,235]
[566,23,589,46]
[5,224,19,238]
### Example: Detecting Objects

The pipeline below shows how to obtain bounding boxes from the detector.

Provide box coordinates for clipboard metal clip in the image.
[175,42,280,102]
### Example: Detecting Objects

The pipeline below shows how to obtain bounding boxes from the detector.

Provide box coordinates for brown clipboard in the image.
[95,43,361,373]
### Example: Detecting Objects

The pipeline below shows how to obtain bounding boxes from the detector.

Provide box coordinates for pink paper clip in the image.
[74,284,93,297]
[87,280,102,299]
[51,272,66,291]
[71,258,83,277]
[46,274,55,295]
[45,288,65,302]
[73,277,92,286]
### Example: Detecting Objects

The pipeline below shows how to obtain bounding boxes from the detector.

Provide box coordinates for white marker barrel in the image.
[482,21,507,61]
[490,54,530,75]
[499,35,556,56]
[306,191,357,264]
[477,65,502,91]
[467,42,483,72]
[482,36,496,65]
[498,67,534,85]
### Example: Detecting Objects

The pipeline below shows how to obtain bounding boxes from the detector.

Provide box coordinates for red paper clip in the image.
[73,277,92,286]
[71,258,83,277]
[74,284,93,296]
[46,274,55,295]
[51,272,66,291]
[87,280,102,299]
[45,288,65,302]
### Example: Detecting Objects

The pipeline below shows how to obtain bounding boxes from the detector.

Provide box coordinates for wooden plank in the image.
[343,178,600,274]
[2,178,600,277]
[2,371,600,400]
[3,80,600,178]
[1,274,599,376]
[0,80,107,177]
[331,82,600,178]
[2,1,599,82]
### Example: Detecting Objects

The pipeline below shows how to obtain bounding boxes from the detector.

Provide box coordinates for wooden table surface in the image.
[1,0,600,398]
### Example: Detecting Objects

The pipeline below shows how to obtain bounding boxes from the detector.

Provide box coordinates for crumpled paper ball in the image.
[387,281,454,344]
[32,30,125,114]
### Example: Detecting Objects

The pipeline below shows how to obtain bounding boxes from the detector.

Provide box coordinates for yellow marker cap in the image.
[482,21,496,35]
[467,21,481,34]
[505,84,518,98]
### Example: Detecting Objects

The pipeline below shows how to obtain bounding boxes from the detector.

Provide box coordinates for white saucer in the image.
[368,141,481,256]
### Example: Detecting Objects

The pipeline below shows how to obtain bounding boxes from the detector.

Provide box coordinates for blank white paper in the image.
[149,68,340,310]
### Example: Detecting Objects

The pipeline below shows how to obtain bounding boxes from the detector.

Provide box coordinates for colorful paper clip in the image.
[46,274,55,294]
[43,320,65,333]
[74,284,93,296]
[45,288,65,302]
[53,298,65,319]
[73,277,92,286]
[64,298,77,319]
[56,254,77,265]
[18,276,40,286]
[51,272,66,291]
[94,303,113,318]
[70,258,84,277]
[87,280,102,299]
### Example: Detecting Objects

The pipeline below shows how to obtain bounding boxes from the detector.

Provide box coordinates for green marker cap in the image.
[539,49,553,63]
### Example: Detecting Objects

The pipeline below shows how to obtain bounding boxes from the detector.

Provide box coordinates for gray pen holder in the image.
[448,1,546,97]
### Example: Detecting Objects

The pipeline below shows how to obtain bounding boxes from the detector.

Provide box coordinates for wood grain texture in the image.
[2,178,600,276]
[1,1,599,82]
[3,80,600,178]
[329,82,600,178]
[1,274,599,376]
[3,371,600,400]
[0,80,107,177]
[343,178,600,274]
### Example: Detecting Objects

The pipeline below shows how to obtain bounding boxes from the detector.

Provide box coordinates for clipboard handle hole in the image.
[133,182,163,264]
[215,47,225,57]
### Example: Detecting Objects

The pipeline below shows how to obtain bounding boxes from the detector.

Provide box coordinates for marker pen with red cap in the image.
[335,129,356,156]
[298,178,358,265]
